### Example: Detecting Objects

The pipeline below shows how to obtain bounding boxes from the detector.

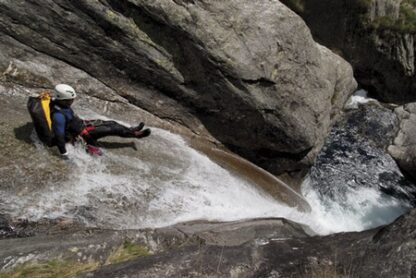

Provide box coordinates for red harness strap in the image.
[79,125,96,137]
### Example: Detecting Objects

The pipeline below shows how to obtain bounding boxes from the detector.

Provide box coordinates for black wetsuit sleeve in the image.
[68,114,85,136]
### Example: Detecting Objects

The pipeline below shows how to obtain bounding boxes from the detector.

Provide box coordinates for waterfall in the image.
[0,101,413,235]
[0,126,308,230]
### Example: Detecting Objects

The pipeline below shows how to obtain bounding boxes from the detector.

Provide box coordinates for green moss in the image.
[106,241,150,264]
[370,0,416,33]
[282,0,306,13]
[0,260,99,278]
[398,1,416,32]
[0,242,151,277]
[356,0,372,9]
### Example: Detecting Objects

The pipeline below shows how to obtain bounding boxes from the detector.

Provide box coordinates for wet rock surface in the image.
[0,215,16,239]
[308,104,416,206]
[92,211,416,277]
[0,0,356,175]
[259,208,416,278]
[86,210,415,277]
[0,82,188,221]
[0,218,308,273]
[0,86,311,229]
[0,210,415,277]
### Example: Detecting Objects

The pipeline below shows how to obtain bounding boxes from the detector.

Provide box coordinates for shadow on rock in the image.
[98,141,137,151]
[13,122,34,144]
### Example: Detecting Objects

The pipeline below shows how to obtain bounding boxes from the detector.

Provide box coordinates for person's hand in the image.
[60,151,70,160]
[86,145,103,156]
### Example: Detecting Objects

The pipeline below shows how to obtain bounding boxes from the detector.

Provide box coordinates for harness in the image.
[79,125,96,138]
[77,124,102,156]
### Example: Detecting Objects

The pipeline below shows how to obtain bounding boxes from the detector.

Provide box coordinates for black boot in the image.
[134,128,151,138]
[132,122,145,132]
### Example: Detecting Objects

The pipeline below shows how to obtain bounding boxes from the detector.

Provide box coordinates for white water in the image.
[0,106,411,235]
[344,89,378,110]
[301,178,410,234]
[2,127,307,230]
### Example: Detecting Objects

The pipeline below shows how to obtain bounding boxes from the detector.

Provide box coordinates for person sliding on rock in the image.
[51,84,151,157]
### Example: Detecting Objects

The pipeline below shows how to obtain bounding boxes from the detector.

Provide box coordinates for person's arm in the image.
[52,113,67,155]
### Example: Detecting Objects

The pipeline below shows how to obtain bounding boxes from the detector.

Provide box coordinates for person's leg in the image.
[84,120,150,143]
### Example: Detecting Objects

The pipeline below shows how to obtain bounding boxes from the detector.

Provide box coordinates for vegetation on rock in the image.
[371,0,416,32]
[397,0,416,32]
[283,0,305,13]
[283,0,416,33]
[0,260,99,278]
[0,241,151,277]
[106,240,150,264]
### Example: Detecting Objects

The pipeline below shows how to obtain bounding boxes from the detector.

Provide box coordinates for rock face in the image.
[362,208,416,277]
[0,0,356,174]
[281,0,416,103]
[87,210,416,277]
[308,103,416,207]
[260,208,416,278]
[0,218,309,274]
[0,215,15,239]
[389,103,416,180]
[2,209,414,278]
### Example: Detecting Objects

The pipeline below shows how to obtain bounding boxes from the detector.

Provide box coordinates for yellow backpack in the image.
[27,91,54,146]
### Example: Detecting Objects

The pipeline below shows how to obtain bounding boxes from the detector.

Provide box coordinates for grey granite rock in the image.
[389,103,416,180]
[309,104,416,207]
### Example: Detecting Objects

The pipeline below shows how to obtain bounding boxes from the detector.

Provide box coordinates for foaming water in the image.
[301,177,411,234]
[344,89,378,110]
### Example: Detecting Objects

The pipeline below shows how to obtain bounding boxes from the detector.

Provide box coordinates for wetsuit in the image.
[80,120,139,145]
[50,102,141,155]
[51,102,84,154]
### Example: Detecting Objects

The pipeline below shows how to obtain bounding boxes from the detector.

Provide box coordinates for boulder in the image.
[281,0,416,103]
[308,103,416,208]
[388,103,416,180]
[0,0,356,174]
[361,208,416,277]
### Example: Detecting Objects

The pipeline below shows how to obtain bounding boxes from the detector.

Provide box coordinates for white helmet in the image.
[54,84,77,100]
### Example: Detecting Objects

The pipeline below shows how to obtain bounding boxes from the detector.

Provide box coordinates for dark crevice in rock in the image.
[257,147,312,160]
[171,0,196,6]
[227,144,312,165]
[104,0,212,90]
[101,0,300,159]
[241,78,276,87]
